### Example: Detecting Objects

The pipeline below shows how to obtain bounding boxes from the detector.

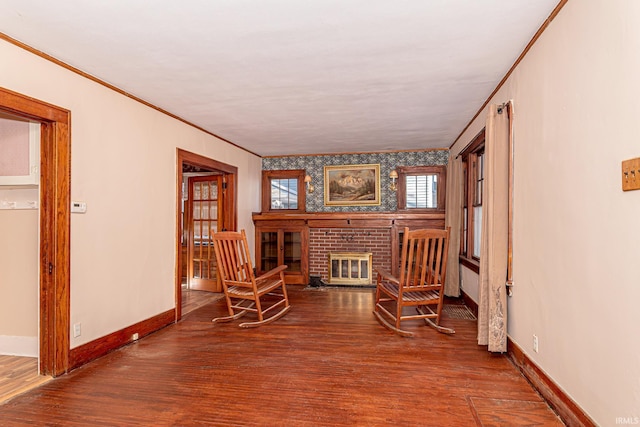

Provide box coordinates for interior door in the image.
[187,175,222,292]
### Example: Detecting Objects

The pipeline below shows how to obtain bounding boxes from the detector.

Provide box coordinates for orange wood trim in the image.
[0,89,69,123]
[69,309,175,371]
[0,32,259,158]
[0,86,71,377]
[395,165,447,212]
[252,211,445,222]
[52,120,71,375]
[178,149,239,175]
[261,169,306,213]
[307,219,400,228]
[223,173,237,232]
[459,256,480,274]
[507,338,597,427]
[506,102,514,288]
[175,152,184,320]
[450,0,569,149]
[254,212,446,232]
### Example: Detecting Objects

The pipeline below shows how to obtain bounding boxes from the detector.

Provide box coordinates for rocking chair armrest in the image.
[255,264,288,281]
[375,268,399,285]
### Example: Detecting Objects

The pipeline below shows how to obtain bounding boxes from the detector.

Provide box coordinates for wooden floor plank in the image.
[470,397,565,426]
[0,356,51,405]
[0,287,563,426]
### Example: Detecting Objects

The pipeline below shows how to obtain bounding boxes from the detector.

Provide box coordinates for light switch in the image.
[71,201,87,213]
[622,158,640,191]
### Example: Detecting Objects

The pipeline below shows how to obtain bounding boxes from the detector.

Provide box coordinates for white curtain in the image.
[444,153,463,297]
[477,103,510,352]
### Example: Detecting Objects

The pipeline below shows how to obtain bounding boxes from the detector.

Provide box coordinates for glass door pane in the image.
[283,231,301,272]
[260,231,278,272]
[188,175,221,291]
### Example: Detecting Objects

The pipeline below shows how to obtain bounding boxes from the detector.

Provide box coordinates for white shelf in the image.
[0,200,38,210]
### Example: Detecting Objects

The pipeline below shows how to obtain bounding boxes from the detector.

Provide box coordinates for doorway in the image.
[175,149,237,320]
[0,87,71,377]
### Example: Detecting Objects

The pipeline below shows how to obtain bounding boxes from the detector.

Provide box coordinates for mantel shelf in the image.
[252,211,445,228]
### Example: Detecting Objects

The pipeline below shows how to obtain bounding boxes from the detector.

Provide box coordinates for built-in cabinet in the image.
[254,220,309,285]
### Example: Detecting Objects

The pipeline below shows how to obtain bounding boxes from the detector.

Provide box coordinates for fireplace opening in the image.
[328,252,373,285]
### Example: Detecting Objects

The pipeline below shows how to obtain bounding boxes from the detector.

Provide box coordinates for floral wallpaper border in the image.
[262,150,448,212]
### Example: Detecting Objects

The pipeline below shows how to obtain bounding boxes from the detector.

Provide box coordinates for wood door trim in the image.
[0,87,71,377]
[175,149,237,320]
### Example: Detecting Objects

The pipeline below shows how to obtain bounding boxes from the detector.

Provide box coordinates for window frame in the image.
[459,129,485,272]
[396,165,446,212]
[261,169,306,213]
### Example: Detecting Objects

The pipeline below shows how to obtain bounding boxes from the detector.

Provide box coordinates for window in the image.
[261,170,306,213]
[460,129,485,270]
[271,177,298,209]
[396,165,446,211]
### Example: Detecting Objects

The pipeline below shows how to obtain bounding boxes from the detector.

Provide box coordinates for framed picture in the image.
[324,164,380,206]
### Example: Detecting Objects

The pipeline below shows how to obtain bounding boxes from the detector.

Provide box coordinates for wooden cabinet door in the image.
[187,175,222,292]
[256,225,308,285]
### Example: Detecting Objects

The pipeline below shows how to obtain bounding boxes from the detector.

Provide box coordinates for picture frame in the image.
[324,164,381,206]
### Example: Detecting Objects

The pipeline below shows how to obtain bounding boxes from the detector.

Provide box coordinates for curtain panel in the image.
[477,103,510,352]
[444,153,462,297]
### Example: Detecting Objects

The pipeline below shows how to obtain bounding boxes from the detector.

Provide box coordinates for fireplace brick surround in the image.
[309,228,391,284]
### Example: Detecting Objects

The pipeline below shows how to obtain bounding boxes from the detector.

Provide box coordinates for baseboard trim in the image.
[69,309,175,371]
[507,338,596,427]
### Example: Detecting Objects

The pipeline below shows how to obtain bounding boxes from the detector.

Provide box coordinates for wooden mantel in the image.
[252,211,445,229]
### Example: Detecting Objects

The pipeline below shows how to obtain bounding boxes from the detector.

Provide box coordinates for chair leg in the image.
[395,300,403,332]
[254,294,264,323]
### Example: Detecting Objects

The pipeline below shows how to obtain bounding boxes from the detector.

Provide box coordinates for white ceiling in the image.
[0,0,560,157]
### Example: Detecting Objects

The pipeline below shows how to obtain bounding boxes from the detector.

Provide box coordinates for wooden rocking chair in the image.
[373,227,455,337]
[212,229,291,328]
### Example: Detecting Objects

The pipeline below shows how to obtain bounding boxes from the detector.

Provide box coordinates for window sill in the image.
[396,208,445,214]
[459,256,479,273]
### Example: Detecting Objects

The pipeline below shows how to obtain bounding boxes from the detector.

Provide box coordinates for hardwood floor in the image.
[182,288,224,315]
[0,287,564,426]
[0,356,51,405]
[0,289,218,405]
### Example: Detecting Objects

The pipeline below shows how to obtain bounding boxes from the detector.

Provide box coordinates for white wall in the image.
[0,39,262,350]
[459,265,479,302]
[0,188,39,356]
[451,1,640,424]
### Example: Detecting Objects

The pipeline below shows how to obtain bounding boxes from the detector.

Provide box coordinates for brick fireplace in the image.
[309,228,392,285]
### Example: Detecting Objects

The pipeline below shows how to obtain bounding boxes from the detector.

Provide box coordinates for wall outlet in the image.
[132,333,139,341]
[533,334,539,353]
[73,323,81,338]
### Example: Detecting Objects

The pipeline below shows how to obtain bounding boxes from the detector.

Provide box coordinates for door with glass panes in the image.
[187,175,222,292]
[257,226,308,285]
